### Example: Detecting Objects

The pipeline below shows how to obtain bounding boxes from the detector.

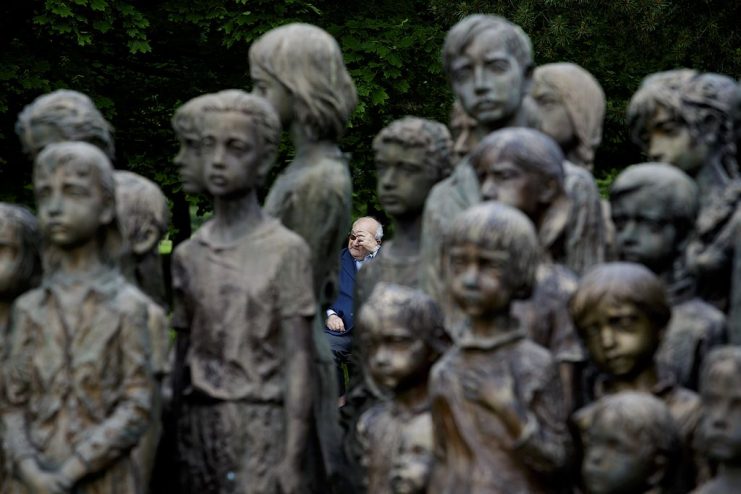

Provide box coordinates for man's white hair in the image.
[354,216,383,241]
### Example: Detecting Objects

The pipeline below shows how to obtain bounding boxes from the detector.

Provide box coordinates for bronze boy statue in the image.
[356,283,449,494]
[421,14,534,304]
[428,202,571,494]
[610,163,726,390]
[356,117,452,302]
[3,141,155,493]
[574,391,683,494]
[693,347,741,494]
[171,93,220,194]
[170,90,317,494]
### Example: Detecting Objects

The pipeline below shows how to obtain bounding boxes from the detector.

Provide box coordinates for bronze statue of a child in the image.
[170,90,317,494]
[389,414,435,494]
[428,202,571,494]
[610,163,726,390]
[355,283,449,494]
[574,391,683,494]
[693,346,741,493]
[16,89,115,162]
[421,14,534,304]
[570,262,703,488]
[3,141,155,493]
[171,93,220,194]
[356,117,452,303]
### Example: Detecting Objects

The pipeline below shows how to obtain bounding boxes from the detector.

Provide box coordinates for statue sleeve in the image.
[72,299,153,475]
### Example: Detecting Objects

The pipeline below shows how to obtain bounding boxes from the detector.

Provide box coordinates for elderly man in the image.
[325,216,383,405]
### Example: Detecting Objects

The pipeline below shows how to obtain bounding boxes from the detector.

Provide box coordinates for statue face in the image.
[34,162,111,249]
[645,106,705,174]
[450,107,478,163]
[0,220,22,294]
[447,242,512,318]
[700,361,741,463]
[390,416,434,494]
[475,152,541,221]
[174,132,204,193]
[200,111,261,198]
[367,319,430,392]
[582,423,655,494]
[376,142,437,218]
[611,190,677,274]
[531,79,576,149]
[450,29,527,127]
[250,65,294,127]
[578,299,658,377]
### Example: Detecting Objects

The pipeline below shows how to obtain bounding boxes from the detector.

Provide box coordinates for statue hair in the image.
[0,203,42,295]
[373,116,453,181]
[249,23,357,142]
[114,171,169,249]
[16,89,115,161]
[701,346,741,392]
[171,93,221,137]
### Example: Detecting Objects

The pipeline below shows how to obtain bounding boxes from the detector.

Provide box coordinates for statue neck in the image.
[470,309,516,341]
[396,377,430,414]
[612,364,659,394]
[55,238,107,279]
[386,215,422,259]
[472,106,530,149]
[212,190,264,244]
[290,123,340,162]
[696,155,731,199]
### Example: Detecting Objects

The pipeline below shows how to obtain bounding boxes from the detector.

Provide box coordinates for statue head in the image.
[610,163,698,274]
[389,414,434,494]
[449,99,478,163]
[373,116,452,220]
[442,15,533,129]
[114,171,169,256]
[698,346,741,465]
[574,391,682,494]
[0,203,42,298]
[626,69,698,169]
[34,141,122,272]
[249,23,357,142]
[16,89,114,161]
[358,283,448,393]
[678,72,740,179]
[171,93,220,193]
[570,262,671,379]
[444,202,540,320]
[531,63,605,169]
[197,90,281,197]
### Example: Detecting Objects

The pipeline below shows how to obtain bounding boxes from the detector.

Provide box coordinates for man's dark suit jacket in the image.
[325,248,357,334]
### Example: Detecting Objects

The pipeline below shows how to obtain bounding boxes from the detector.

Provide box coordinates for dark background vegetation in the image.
[1,0,739,243]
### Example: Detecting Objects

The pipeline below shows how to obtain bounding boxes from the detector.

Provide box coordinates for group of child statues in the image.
[1,11,741,494]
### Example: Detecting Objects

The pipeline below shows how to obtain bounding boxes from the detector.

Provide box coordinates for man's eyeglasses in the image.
[348,232,359,241]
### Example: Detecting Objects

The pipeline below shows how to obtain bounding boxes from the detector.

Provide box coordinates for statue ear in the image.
[98,202,115,226]
[131,223,160,255]
[537,177,559,205]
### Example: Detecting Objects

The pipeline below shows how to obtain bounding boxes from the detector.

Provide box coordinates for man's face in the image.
[376,142,437,219]
[578,299,658,377]
[645,105,705,175]
[200,111,261,198]
[348,218,379,260]
[582,421,655,494]
[611,191,677,274]
[475,152,542,221]
[450,29,528,128]
[251,65,294,127]
[35,161,112,250]
[367,319,430,392]
[446,242,512,319]
[700,362,741,463]
[174,131,204,194]
[531,79,576,150]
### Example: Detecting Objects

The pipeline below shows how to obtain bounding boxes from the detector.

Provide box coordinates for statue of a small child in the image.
[428,202,571,494]
[574,391,683,494]
[389,414,435,494]
[16,89,115,162]
[3,141,155,493]
[610,163,726,390]
[692,347,741,493]
[530,62,608,273]
[171,93,220,194]
[170,90,316,494]
[570,262,703,489]
[355,283,449,494]
[421,14,534,304]
[356,117,452,303]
